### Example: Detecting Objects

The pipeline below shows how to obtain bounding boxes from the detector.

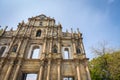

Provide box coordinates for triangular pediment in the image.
[30,14,48,20]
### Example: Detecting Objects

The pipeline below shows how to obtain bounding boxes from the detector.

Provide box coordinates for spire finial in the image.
[77,28,80,33]
[66,29,68,33]
[22,20,24,24]
[71,28,73,33]
[10,27,13,31]
[5,26,8,30]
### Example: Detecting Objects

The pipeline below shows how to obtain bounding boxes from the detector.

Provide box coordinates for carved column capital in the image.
[16,60,22,66]
[57,59,62,65]
[40,61,44,66]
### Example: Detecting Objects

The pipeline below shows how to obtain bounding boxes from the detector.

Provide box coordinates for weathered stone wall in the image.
[0,14,91,80]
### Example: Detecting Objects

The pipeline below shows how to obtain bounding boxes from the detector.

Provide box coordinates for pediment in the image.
[32,14,48,20]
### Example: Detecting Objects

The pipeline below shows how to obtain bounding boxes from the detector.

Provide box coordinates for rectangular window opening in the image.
[63,77,74,80]
[31,48,40,59]
[64,48,70,59]
[22,73,37,80]
[64,51,69,59]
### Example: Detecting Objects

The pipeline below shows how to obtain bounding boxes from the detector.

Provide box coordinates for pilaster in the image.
[0,58,4,74]
[72,39,76,54]
[75,60,81,80]
[38,61,44,80]
[85,61,91,80]
[12,60,22,80]
[42,38,47,53]
[80,38,85,54]
[57,38,61,54]
[46,59,51,80]
[57,59,61,80]
[49,40,53,53]
[3,59,14,80]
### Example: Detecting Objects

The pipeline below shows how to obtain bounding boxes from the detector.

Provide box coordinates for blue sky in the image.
[0,0,120,59]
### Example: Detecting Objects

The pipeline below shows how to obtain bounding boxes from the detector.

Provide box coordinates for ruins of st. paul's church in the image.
[0,14,91,80]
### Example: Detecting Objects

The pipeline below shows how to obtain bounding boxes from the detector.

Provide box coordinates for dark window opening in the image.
[53,48,57,53]
[63,77,74,80]
[52,45,57,53]
[0,47,6,57]
[76,48,81,54]
[12,45,18,52]
[36,30,41,37]
[64,48,69,59]
[22,73,27,80]
[39,22,43,26]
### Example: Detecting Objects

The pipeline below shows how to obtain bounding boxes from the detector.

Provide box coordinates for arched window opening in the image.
[53,48,57,53]
[76,48,81,54]
[31,47,40,59]
[52,45,58,53]
[52,45,57,53]
[36,30,41,37]
[12,45,18,52]
[64,48,69,59]
[0,47,6,57]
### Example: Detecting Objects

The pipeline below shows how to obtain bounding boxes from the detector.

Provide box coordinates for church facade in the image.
[0,14,91,80]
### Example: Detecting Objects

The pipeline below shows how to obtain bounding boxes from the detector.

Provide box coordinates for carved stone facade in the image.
[0,14,91,80]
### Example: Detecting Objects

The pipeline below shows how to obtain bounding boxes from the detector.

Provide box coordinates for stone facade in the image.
[0,14,91,80]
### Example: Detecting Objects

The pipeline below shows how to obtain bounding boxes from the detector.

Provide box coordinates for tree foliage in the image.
[89,50,120,80]
[89,41,120,80]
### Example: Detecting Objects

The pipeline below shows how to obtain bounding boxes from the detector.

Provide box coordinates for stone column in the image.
[49,40,52,53]
[73,42,76,54]
[7,38,15,53]
[71,28,73,37]
[38,61,44,80]
[57,39,61,53]
[57,60,61,80]
[43,39,47,53]
[0,58,5,77]
[0,59,4,74]
[4,60,14,80]
[46,60,51,80]
[16,40,22,53]
[58,27,60,37]
[23,27,28,36]
[76,60,81,80]
[80,63,88,80]
[85,62,91,80]
[12,60,21,80]
[21,38,29,57]
[80,40,85,54]
[52,20,54,26]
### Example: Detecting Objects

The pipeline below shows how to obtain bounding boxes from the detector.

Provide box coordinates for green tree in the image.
[89,51,120,80]
[89,41,120,80]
